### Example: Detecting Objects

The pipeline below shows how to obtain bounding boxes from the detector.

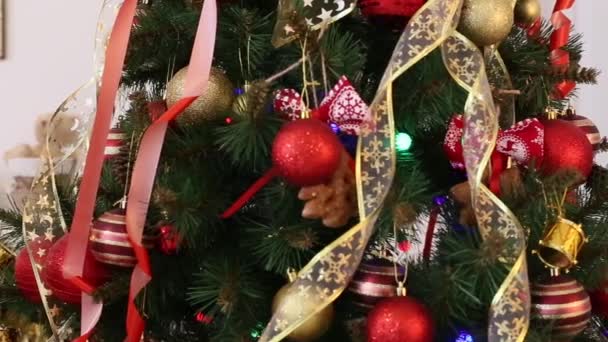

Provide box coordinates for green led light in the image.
[396,132,413,152]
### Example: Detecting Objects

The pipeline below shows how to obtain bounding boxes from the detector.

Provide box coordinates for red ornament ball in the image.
[532,275,591,340]
[348,258,406,309]
[90,209,156,267]
[272,119,343,187]
[359,0,426,29]
[15,249,41,303]
[590,281,608,318]
[561,114,602,151]
[41,235,110,304]
[542,119,594,179]
[367,296,434,342]
[158,224,181,255]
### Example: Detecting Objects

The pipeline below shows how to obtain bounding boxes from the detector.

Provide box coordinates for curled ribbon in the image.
[64,1,139,341]
[273,76,371,135]
[260,0,463,340]
[124,1,218,341]
[444,115,544,170]
[550,0,576,98]
[442,33,530,341]
[22,0,130,340]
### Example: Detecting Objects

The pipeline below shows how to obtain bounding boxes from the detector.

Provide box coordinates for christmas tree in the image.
[2,0,608,341]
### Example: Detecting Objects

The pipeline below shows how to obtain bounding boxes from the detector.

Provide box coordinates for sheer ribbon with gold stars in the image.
[441,32,530,342]
[260,1,463,341]
[271,0,356,47]
[21,1,125,339]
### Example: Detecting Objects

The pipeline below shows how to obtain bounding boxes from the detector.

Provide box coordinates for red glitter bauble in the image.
[348,258,406,309]
[359,0,426,29]
[542,119,594,179]
[158,224,181,255]
[41,235,110,304]
[590,280,608,318]
[90,209,156,267]
[366,296,434,342]
[532,275,591,340]
[272,119,343,187]
[15,249,41,303]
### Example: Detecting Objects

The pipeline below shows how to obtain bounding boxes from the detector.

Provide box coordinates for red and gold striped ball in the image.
[531,275,591,340]
[15,248,41,303]
[90,209,155,267]
[347,258,405,309]
[562,115,602,151]
[104,127,126,159]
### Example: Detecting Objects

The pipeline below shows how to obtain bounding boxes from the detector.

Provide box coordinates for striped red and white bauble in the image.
[531,275,591,340]
[105,127,126,159]
[347,258,405,309]
[562,114,602,151]
[90,209,155,267]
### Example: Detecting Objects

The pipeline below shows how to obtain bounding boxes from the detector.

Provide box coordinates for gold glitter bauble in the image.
[458,0,514,47]
[272,283,334,341]
[514,0,541,26]
[232,93,249,116]
[166,66,235,125]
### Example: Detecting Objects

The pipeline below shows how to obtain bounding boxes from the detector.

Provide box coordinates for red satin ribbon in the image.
[124,0,218,340]
[62,1,138,340]
[489,151,505,196]
[221,151,356,219]
[525,17,542,39]
[221,168,280,219]
[550,0,576,99]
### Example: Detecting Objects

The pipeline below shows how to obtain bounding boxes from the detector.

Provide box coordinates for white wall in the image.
[0,0,103,198]
[0,1,605,176]
[540,0,608,164]
[0,0,102,144]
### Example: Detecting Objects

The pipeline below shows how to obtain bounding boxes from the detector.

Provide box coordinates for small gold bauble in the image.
[272,283,334,341]
[458,0,514,47]
[0,246,13,267]
[232,93,249,116]
[514,0,541,26]
[166,66,235,125]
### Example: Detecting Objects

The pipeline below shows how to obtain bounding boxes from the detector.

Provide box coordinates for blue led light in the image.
[455,331,474,342]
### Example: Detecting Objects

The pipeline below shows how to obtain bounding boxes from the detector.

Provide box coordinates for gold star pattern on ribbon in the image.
[441,32,530,342]
[21,1,125,340]
[271,0,356,47]
[260,1,463,341]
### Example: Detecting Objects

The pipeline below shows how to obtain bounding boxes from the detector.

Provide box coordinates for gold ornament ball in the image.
[232,93,249,117]
[166,66,235,125]
[272,283,334,341]
[458,0,514,47]
[514,0,541,26]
